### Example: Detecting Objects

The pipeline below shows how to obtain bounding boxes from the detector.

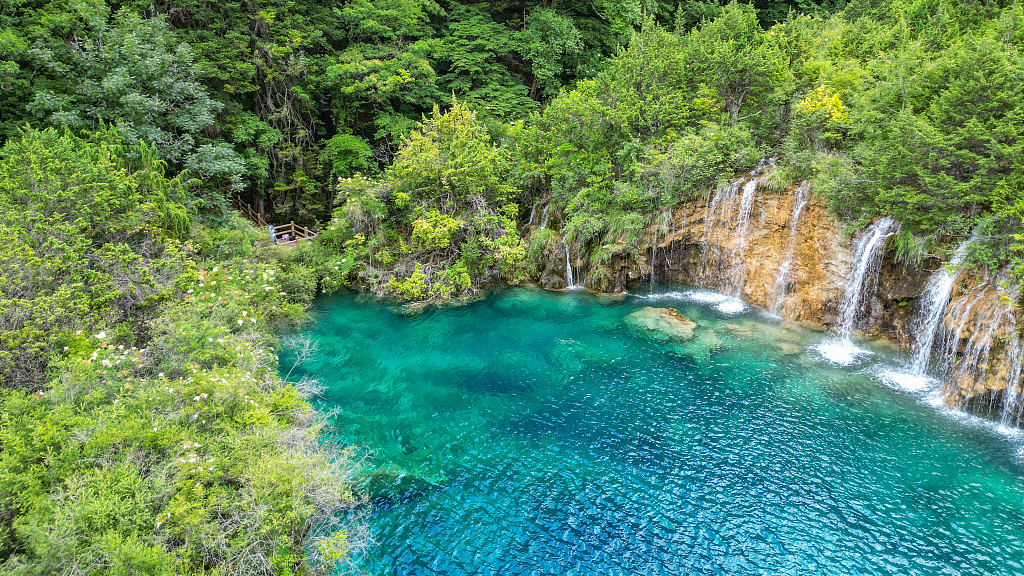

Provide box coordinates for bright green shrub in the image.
[0,126,192,389]
[411,210,464,250]
[389,264,429,301]
[317,100,525,301]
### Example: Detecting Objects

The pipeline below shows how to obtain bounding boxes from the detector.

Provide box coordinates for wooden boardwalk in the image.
[234,197,317,247]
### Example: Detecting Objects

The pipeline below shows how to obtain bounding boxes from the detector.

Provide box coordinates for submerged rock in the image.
[778,342,802,356]
[722,322,757,338]
[625,307,697,341]
[678,329,726,362]
[362,468,444,509]
[546,338,620,373]
[593,291,628,305]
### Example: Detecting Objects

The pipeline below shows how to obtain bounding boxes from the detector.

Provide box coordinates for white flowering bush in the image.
[0,229,359,573]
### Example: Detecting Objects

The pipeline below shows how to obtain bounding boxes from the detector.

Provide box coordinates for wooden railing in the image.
[269,221,317,246]
[233,197,317,246]
[233,196,269,229]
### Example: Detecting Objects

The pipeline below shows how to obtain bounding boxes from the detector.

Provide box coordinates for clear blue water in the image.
[283,287,1024,576]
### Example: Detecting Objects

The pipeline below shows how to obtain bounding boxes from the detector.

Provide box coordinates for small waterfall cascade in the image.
[526,204,539,227]
[698,162,773,293]
[769,181,811,313]
[1002,341,1024,424]
[907,235,978,374]
[650,206,673,292]
[815,217,899,365]
[539,204,551,229]
[724,178,760,296]
[836,217,900,337]
[938,279,1024,424]
[564,241,578,289]
[521,202,542,234]
[699,178,743,286]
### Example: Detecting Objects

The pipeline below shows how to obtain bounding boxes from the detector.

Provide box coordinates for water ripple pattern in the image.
[283,288,1024,576]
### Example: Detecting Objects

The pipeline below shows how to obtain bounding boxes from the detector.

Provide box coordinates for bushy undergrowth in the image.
[301,100,526,302]
[0,129,361,574]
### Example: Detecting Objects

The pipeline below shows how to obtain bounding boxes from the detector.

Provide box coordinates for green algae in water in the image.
[284,287,1024,575]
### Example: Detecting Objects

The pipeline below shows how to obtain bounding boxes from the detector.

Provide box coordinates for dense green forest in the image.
[1,0,1023,572]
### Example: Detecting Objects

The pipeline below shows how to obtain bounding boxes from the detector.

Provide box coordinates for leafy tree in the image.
[436,4,537,120]
[515,7,584,100]
[27,8,221,162]
[390,99,516,206]
[842,32,1024,235]
[308,99,524,300]
[683,1,791,126]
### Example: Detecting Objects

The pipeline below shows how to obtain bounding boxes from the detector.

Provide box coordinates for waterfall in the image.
[938,281,1024,423]
[836,217,899,337]
[815,217,899,365]
[724,179,760,296]
[769,181,811,313]
[908,235,977,374]
[650,207,672,292]
[699,173,765,294]
[699,179,742,286]
[564,242,576,289]
[539,205,550,229]
[522,202,542,234]
[1001,339,1024,424]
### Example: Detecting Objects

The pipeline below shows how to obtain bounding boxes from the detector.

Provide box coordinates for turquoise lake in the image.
[283,287,1024,575]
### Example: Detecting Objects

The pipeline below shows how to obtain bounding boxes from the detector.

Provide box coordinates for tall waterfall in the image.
[699,168,768,295]
[724,179,760,296]
[1002,341,1024,424]
[770,181,811,313]
[699,179,743,287]
[836,217,900,337]
[815,217,899,365]
[564,242,577,289]
[908,235,977,374]
[650,206,673,291]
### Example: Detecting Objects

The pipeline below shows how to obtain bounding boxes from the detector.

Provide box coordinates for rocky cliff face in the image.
[939,275,1024,421]
[531,178,928,342]
[525,172,1024,424]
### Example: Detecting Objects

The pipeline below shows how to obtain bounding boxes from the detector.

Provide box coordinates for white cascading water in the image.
[908,235,978,374]
[938,281,1024,423]
[539,205,550,229]
[815,217,899,365]
[564,242,576,289]
[724,178,760,296]
[650,207,672,292]
[769,181,811,313]
[1000,338,1024,424]
[699,179,743,286]
[836,217,899,336]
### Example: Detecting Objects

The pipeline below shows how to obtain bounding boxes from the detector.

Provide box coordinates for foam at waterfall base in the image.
[813,338,872,366]
[642,289,746,314]
[928,394,1024,456]
[878,370,936,392]
[715,300,746,314]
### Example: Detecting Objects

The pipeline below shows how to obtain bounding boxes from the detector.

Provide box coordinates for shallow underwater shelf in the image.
[283,287,1024,576]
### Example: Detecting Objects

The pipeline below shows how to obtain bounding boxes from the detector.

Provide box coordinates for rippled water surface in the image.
[284,288,1024,576]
